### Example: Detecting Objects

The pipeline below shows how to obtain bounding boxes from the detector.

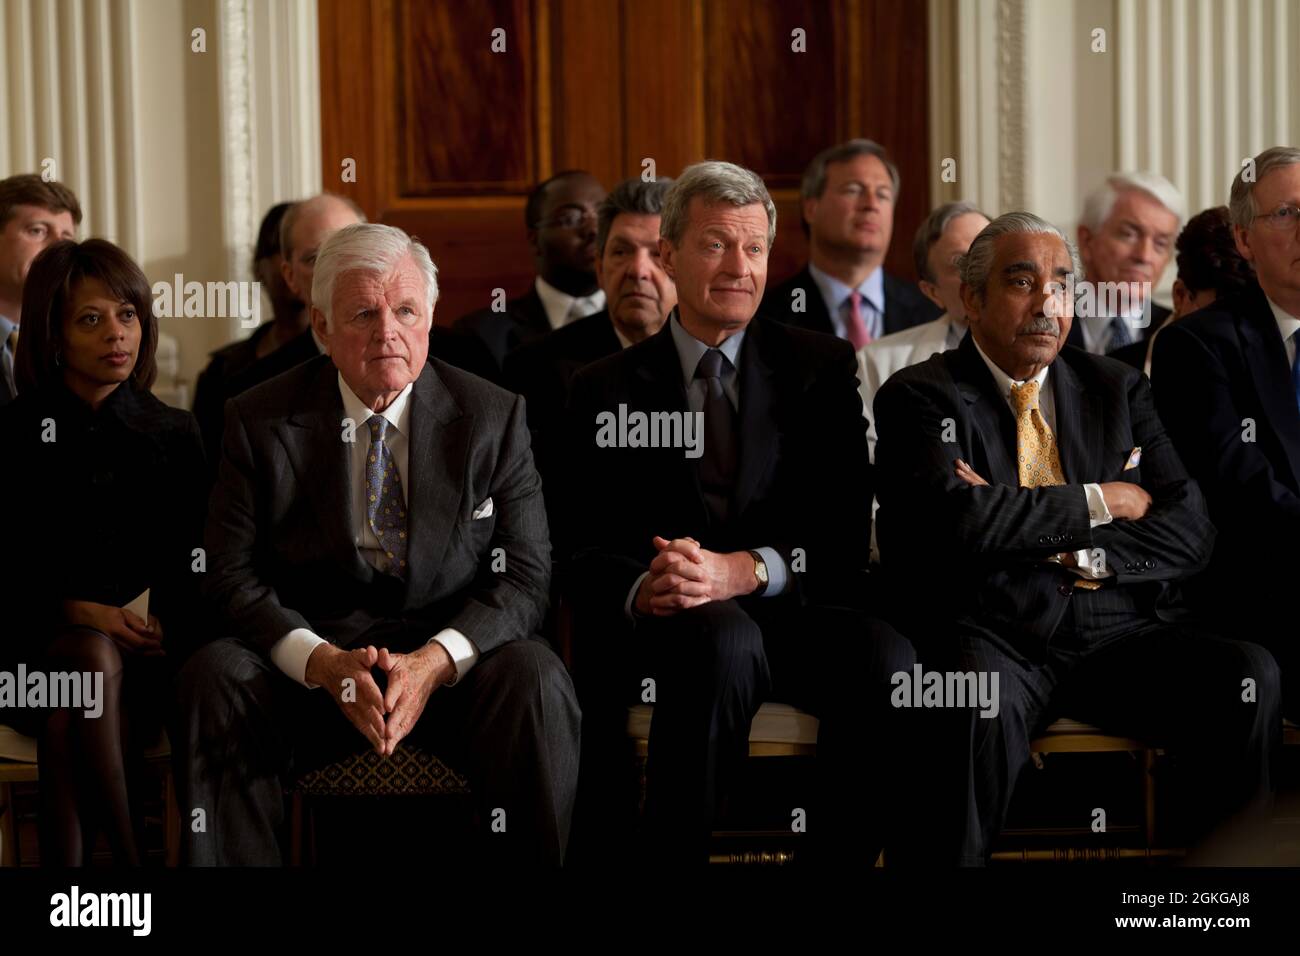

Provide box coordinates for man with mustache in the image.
[178,223,580,865]
[456,170,607,375]
[1069,172,1184,355]
[874,212,1278,864]
[761,139,940,343]
[504,175,677,506]
[1154,147,1300,719]
[565,161,915,865]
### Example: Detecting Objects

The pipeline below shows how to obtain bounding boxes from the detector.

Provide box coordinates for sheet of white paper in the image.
[123,589,149,622]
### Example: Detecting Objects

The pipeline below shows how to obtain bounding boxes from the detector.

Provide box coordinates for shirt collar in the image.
[943,313,968,350]
[0,314,15,342]
[337,372,413,437]
[1265,294,1300,345]
[668,310,745,384]
[971,334,1050,396]
[535,276,606,330]
[807,262,885,314]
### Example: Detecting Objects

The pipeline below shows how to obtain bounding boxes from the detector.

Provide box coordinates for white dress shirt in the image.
[1078,300,1151,355]
[535,276,606,331]
[970,338,1115,579]
[1268,295,1300,368]
[268,373,480,688]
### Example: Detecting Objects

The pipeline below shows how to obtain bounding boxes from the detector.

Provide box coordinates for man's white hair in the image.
[1079,172,1186,232]
[311,222,439,327]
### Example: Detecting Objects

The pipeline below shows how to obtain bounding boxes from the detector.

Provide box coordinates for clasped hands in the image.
[633,535,760,616]
[305,641,456,755]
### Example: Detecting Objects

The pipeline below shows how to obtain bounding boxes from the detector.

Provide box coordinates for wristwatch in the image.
[748,550,769,595]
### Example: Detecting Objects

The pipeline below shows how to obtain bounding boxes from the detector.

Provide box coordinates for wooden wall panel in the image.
[319,0,932,325]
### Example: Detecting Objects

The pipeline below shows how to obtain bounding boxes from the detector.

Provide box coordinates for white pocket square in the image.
[472,497,494,519]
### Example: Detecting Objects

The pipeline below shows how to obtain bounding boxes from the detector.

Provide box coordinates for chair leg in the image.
[164,767,180,867]
[289,793,303,866]
[0,782,17,867]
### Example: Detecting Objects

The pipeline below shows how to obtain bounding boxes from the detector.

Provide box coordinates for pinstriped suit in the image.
[875,333,1280,864]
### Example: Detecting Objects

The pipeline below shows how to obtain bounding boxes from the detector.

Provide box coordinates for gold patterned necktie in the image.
[1009,379,1065,488]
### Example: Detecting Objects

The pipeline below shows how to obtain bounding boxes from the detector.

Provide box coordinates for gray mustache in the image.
[1021,315,1061,335]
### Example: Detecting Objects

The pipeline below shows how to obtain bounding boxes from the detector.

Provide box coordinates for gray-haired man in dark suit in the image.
[177,222,579,865]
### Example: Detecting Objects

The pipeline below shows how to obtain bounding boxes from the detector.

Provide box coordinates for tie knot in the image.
[1009,379,1040,414]
[695,348,728,381]
[366,415,389,442]
[849,290,862,309]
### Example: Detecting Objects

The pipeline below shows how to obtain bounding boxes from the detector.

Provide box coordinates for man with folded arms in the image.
[874,212,1279,864]
[178,223,579,865]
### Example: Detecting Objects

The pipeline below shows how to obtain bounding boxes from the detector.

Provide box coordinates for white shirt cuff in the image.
[1084,482,1113,528]
[625,571,650,622]
[270,628,329,688]
[752,546,790,596]
[427,628,479,685]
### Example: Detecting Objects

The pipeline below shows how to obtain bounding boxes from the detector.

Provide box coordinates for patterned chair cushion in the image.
[291,744,470,797]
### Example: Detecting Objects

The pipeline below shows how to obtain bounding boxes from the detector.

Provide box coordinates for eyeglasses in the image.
[534,206,598,230]
[1257,203,1300,231]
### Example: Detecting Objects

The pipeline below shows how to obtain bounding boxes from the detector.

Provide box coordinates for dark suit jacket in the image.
[564,316,872,624]
[204,354,551,656]
[760,263,942,338]
[874,335,1215,653]
[454,284,551,375]
[1,381,208,664]
[1151,284,1299,621]
[1065,302,1171,353]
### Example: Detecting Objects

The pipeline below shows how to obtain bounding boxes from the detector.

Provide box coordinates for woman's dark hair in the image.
[1176,206,1256,302]
[14,238,158,395]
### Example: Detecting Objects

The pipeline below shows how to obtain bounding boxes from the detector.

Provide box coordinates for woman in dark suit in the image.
[0,239,206,865]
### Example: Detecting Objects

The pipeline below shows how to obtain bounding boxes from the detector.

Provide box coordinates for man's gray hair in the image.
[597,176,675,255]
[660,161,777,249]
[958,212,1083,301]
[312,222,439,326]
[1079,171,1186,232]
[913,200,989,283]
[1229,146,1300,228]
[279,193,367,262]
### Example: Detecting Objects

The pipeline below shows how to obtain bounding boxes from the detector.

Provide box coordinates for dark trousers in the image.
[628,598,917,865]
[930,601,1281,865]
[174,633,581,865]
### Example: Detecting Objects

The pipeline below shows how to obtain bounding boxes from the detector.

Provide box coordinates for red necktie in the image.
[846,290,872,349]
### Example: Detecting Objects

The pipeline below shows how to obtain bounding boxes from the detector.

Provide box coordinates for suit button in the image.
[1145,559,1156,569]
[1039,536,1049,544]
[1063,535,1073,542]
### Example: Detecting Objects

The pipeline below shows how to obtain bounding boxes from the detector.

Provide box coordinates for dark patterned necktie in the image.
[696,347,738,522]
[1107,315,1133,351]
[366,415,408,578]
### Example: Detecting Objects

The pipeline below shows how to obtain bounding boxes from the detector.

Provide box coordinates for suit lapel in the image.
[1240,297,1300,489]
[1050,353,1103,484]
[279,360,371,582]
[734,322,780,517]
[634,324,709,527]
[402,362,471,608]
[950,337,1019,487]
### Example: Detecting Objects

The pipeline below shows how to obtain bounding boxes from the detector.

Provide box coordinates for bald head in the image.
[280,194,365,302]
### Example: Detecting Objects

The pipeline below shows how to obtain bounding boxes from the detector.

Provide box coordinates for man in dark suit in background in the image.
[1109,205,1255,375]
[455,170,607,374]
[1068,172,1183,356]
[504,175,676,520]
[177,223,579,865]
[1154,146,1300,718]
[875,212,1278,865]
[0,174,80,407]
[761,139,940,343]
[565,161,915,865]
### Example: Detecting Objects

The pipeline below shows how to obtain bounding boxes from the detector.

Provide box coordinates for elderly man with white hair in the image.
[1069,171,1186,355]
[177,222,580,866]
